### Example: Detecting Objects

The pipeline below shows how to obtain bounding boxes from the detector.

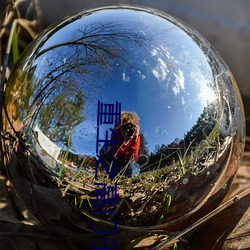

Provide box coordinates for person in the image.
[100,111,141,177]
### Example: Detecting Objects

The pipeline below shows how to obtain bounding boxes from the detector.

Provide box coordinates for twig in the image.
[0,19,18,127]
[151,188,250,250]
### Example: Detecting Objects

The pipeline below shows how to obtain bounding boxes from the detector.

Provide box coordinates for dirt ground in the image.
[0,98,249,250]
[0,156,250,250]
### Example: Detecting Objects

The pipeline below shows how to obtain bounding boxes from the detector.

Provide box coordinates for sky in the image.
[32,8,218,156]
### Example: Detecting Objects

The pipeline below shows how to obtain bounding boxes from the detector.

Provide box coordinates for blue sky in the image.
[33,8,218,156]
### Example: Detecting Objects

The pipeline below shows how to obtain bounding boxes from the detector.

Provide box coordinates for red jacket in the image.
[111,133,140,161]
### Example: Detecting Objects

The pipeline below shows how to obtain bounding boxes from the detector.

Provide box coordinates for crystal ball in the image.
[2,5,245,245]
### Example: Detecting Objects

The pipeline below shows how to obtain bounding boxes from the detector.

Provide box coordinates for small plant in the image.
[0,0,42,154]
[0,0,42,77]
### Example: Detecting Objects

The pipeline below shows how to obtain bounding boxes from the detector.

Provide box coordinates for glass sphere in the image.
[2,5,245,245]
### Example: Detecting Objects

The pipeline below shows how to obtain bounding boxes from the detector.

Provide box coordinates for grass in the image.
[0,0,42,141]
[54,120,225,228]
[56,158,178,228]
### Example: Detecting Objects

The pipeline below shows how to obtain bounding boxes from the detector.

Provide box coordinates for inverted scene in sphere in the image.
[2,5,245,232]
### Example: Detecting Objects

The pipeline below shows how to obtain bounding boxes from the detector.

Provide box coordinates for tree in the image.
[38,88,85,143]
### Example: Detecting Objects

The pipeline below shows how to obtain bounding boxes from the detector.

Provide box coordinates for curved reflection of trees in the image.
[139,133,149,156]
[183,103,217,144]
[34,21,149,87]
[24,21,149,146]
[146,103,221,171]
[38,90,85,143]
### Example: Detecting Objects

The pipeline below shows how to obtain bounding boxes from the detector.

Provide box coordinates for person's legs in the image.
[125,161,140,177]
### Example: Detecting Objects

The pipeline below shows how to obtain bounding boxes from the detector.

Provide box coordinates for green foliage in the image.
[147,102,221,174]
[11,25,19,64]
[157,193,171,225]
[38,89,85,143]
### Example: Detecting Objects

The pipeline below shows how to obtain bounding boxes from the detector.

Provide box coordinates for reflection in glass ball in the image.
[2,5,245,245]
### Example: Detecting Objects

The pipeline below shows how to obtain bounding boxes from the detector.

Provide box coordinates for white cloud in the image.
[152,57,169,82]
[182,96,185,105]
[190,71,216,104]
[143,59,148,66]
[137,70,146,80]
[172,69,185,95]
[122,72,130,82]
[150,48,158,56]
